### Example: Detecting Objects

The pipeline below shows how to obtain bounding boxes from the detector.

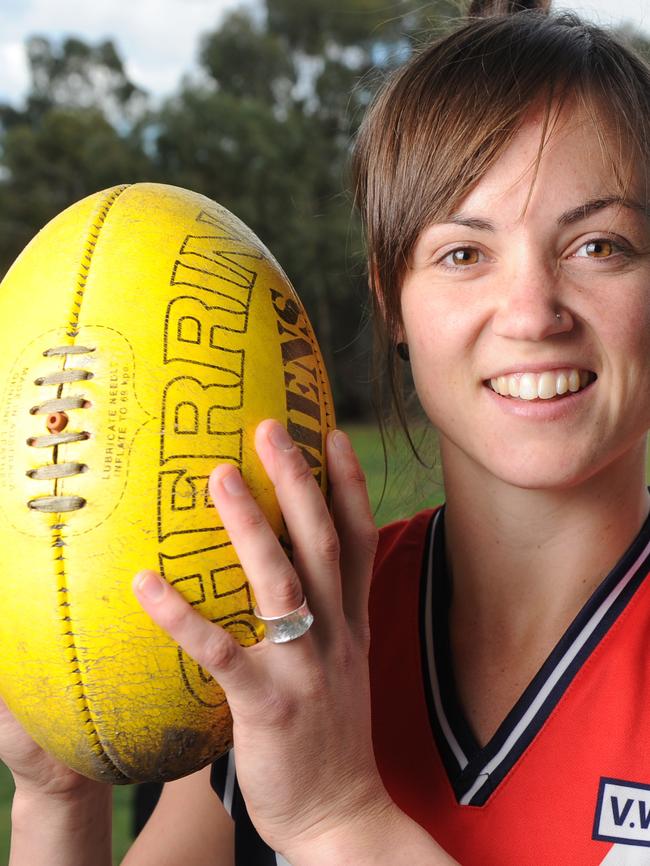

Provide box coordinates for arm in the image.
[122,765,234,866]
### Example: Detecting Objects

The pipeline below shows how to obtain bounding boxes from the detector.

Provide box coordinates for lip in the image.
[483,376,595,419]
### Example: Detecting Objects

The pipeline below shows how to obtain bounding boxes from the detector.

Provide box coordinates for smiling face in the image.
[400,104,650,492]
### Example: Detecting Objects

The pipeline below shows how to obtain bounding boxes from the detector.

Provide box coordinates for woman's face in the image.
[400,105,650,491]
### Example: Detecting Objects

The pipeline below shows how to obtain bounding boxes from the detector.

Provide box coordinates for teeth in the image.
[489,368,593,400]
[519,373,538,401]
[537,371,556,400]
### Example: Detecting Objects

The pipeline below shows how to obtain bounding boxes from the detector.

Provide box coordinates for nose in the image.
[491,258,574,342]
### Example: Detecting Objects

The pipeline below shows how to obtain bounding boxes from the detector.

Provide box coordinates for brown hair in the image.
[352,3,650,450]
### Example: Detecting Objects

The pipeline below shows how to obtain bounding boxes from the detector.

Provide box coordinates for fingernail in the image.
[268,423,293,450]
[331,429,350,451]
[134,572,166,601]
[221,467,246,495]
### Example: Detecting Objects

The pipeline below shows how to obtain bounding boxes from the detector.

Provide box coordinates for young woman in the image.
[4,3,650,864]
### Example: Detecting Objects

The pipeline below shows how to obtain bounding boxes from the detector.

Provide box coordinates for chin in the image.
[469,448,608,493]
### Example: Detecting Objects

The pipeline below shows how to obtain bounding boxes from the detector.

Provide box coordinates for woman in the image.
[4,2,650,864]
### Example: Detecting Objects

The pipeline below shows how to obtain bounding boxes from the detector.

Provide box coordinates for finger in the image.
[326,430,378,635]
[132,570,263,702]
[253,419,343,620]
[208,464,305,619]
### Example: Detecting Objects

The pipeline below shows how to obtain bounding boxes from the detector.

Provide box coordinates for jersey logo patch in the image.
[594,778,650,847]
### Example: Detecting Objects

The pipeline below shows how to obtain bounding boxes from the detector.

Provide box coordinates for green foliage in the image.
[199,11,296,104]
[24,35,147,120]
[266,0,427,53]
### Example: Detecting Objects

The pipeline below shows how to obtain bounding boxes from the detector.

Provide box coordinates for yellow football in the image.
[0,183,334,783]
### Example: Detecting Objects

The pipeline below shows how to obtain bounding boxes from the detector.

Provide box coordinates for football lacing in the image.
[27,345,94,513]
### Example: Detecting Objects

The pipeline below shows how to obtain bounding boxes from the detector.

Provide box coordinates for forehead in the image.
[446,100,645,222]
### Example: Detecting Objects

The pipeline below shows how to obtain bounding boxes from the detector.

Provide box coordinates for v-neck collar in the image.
[420,506,650,807]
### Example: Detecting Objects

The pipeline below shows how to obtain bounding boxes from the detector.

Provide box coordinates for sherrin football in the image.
[0,183,334,783]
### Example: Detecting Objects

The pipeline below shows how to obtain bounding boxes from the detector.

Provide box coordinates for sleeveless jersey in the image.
[370,507,650,865]
[212,506,650,865]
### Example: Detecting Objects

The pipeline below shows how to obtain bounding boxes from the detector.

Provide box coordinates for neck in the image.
[440,438,650,637]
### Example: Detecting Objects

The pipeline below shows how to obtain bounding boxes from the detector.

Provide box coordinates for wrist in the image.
[284,799,457,866]
[10,784,112,866]
[11,778,111,816]
[11,771,107,801]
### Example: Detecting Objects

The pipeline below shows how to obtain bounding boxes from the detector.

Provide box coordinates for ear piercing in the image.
[396,342,410,361]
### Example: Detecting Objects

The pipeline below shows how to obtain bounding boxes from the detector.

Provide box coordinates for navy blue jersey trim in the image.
[418,512,471,787]
[211,752,229,801]
[210,752,278,865]
[421,505,650,807]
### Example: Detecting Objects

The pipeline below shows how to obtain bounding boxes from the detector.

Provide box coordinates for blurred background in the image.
[0,0,649,861]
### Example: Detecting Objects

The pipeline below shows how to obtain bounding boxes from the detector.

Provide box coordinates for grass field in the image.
[0,423,442,864]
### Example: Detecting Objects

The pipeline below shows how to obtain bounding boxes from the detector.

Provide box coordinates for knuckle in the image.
[271,569,303,607]
[285,448,314,485]
[237,504,267,532]
[358,522,379,557]
[347,461,368,486]
[256,688,298,727]
[200,630,240,673]
[164,600,194,633]
[314,528,341,563]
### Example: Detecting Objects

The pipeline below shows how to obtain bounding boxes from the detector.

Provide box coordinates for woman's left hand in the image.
[133,420,393,860]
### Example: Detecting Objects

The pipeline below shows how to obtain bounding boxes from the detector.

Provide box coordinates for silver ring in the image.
[254,598,314,644]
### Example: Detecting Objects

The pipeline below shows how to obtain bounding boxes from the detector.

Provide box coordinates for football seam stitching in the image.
[66,185,129,340]
[57,185,131,780]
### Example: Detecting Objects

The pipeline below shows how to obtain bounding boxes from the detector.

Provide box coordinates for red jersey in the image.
[369,508,650,865]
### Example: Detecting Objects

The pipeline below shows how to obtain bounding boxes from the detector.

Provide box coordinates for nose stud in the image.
[555,312,562,320]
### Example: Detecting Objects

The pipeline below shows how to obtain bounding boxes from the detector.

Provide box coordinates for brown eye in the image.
[450,248,480,266]
[584,240,614,258]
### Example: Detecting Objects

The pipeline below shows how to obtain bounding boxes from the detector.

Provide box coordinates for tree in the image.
[23,35,147,124]
[0,36,151,275]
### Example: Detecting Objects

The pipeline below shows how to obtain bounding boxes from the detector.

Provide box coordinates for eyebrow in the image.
[557,196,648,226]
[445,197,648,231]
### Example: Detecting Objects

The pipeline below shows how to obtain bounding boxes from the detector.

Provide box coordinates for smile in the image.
[488,368,596,401]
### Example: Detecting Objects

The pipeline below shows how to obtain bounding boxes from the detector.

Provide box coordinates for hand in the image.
[0,695,100,799]
[133,420,392,858]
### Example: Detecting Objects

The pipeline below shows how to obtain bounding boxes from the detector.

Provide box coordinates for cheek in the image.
[408,348,468,433]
